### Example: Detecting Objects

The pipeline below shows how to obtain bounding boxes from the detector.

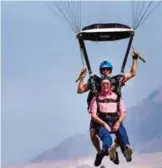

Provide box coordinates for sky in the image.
[1,1,162,165]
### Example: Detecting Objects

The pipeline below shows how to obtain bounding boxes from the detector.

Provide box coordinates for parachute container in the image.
[77,23,135,41]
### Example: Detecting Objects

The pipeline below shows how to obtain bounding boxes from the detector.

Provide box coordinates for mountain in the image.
[125,86,162,152]
[31,86,162,162]
[2,152,162,168]
[31,133,94,163]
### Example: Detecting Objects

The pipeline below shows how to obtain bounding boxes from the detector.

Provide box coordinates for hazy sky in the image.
[1,1,162,165]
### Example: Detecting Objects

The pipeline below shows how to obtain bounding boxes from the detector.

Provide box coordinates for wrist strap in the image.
[133,55,138,60]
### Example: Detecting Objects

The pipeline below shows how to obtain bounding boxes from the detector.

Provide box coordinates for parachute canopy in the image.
[77,23,135,41]
[49,1,161,35]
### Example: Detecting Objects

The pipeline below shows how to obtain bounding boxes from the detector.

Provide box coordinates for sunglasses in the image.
[100,68,111,71]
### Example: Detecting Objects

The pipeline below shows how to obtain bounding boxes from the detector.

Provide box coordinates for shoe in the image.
[94,151,105,167]
[108,144,117,162]
[100,166,106,168]
[112,152,119,165]
[124,145,133,162]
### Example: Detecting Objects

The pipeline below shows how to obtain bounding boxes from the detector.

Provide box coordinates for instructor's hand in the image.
[76,67,87,82]
[132,50,139,60]
[80,67,87,79]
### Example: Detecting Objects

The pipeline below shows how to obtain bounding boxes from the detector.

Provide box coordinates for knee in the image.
[118,124,127,134]
[98,127,110,140]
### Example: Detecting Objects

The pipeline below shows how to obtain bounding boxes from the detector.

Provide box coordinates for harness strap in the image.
[96,94,120,115]
[116,95,121,114]
[98,112,119,121]
[98,112,118,117]
[96,98,118,103]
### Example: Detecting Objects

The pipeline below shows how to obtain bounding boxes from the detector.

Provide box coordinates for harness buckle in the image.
[105,114,111,119]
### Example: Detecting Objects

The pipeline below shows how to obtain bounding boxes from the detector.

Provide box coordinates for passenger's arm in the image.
[91,114,111,132]
[91,113,107,127]
[112,98,126,132]
[117,110,126,124]
[118,98,126,123]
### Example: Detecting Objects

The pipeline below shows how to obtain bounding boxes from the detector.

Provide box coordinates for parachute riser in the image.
[76,37,98,93]
[77,36,92,76]
[121,34,134,73]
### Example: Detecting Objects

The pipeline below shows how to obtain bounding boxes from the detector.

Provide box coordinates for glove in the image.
[132,50,139,60]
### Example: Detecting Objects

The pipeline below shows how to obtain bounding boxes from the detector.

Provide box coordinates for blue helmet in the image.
[99,60,113,70]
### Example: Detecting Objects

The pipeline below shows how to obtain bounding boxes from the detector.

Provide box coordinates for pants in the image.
[97,117,130,153]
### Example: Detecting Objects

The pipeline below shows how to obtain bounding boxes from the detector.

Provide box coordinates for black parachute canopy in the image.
[77,23,135,41]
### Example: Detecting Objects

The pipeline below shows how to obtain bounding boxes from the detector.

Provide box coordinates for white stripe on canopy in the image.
[80,28,135,33]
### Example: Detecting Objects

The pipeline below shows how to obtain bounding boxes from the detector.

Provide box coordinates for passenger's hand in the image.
[112,121,120,132]
[104,123,111,132]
